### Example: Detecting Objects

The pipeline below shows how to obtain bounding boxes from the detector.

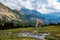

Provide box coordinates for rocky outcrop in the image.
[0,3,19,21]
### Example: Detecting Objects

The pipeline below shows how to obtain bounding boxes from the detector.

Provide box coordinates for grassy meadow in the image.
[0,25,60,40]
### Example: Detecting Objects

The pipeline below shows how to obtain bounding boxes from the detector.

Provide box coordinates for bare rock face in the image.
[0,3,19,21]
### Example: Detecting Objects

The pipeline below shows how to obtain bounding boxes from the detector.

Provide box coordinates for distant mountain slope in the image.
[43,12,60,24]
[20,8,60,25]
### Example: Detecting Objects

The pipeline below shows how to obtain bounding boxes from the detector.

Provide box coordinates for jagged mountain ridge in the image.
[0,2,60,25]
[0,3,37,26]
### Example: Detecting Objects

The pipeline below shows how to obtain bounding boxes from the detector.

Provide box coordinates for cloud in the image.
[0,0,60,14]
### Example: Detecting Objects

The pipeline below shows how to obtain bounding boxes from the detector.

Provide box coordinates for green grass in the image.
[0,28,35,33]
[0,25,60,40]
[0,36,36,40]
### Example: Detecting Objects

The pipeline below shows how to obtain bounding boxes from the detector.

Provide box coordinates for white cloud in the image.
[0,0,60,14]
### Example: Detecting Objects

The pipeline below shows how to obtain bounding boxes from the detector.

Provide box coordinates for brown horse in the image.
[36,19,42,29]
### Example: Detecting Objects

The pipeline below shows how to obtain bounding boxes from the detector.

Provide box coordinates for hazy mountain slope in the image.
[13,9,36,26]
[43,12,60,24]
[20,8,60,25]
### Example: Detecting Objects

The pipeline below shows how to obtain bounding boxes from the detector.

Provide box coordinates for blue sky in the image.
[58,0,60,2]
[0,0,60,14]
